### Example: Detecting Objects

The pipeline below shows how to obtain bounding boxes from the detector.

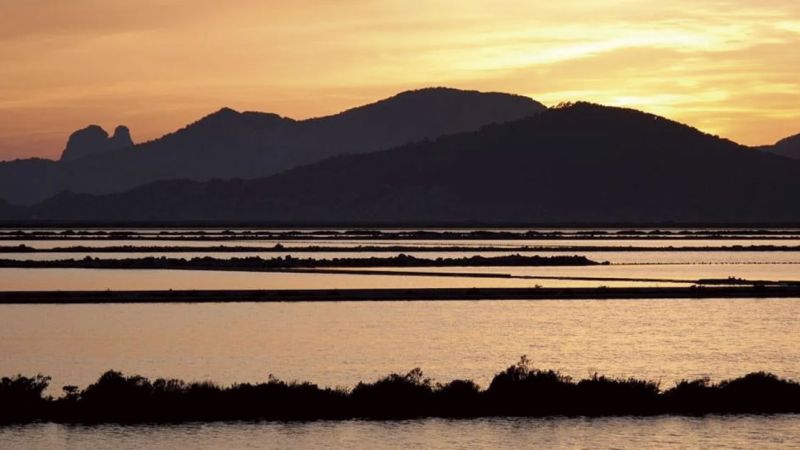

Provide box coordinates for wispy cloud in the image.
[0,0,798,159]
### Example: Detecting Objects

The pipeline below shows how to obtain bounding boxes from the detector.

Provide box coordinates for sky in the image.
[1,0,799,161]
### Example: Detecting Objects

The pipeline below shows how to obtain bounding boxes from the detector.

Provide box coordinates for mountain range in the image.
[0,88,543,205]
[763,133,800,160]
[2,87,800,225]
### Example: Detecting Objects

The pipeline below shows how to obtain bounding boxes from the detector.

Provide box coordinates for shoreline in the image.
[7,244,800,253]
[2,364,800,423]
[0,254,601,270]
[2,285,800,303]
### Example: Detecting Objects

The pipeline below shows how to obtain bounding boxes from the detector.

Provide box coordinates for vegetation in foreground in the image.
[2,358,800,424]
[0,253,603,270]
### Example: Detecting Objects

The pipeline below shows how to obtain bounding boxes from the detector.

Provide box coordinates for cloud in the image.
[0,0,798,159]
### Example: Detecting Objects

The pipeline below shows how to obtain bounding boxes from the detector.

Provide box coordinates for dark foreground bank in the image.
[3,285,800,304]
[3,359,800,423]
[0,254,602,270]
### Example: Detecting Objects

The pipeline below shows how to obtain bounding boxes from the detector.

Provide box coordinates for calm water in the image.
[3,237,800,290]
[2,260,799,290]
[4,249,800,264]
[5,237,800,249]
[2,416,800,449]
[1,299,798,392]
[3,230,800,448]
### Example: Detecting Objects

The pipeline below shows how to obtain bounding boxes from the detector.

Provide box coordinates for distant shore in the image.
[6,243,800,253]
[0,254,601,271]
[3,222,800,229]
[2,285,800,304]
[3,228,800,242]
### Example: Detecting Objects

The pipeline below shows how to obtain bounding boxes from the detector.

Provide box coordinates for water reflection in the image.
[1,299,798,394]
[2,416,799,449]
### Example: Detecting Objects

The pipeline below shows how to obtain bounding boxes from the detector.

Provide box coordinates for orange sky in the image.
[1,0,799,161]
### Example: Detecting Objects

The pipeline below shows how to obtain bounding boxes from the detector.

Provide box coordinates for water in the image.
[0,267,646,290]
[5,237,800,249]
[0,416,798,449]
[3,229,800,447]
[354,263,800,284]
[3,236,800,290]
[3,259,799,291]
[1,299,798,392]
[4,250,800,265]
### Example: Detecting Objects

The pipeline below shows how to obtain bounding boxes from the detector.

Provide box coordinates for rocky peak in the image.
[109,126,133,150]
[60,125,134,162]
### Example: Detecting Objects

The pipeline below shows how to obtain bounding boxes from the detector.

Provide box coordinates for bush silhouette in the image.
[0,374,50,423]
[2,362,800,423]
[350,368,434,419]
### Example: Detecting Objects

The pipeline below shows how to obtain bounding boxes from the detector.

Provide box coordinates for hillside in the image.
[14,102,800,224]
[763,133,800,160]
[0,88,544,205]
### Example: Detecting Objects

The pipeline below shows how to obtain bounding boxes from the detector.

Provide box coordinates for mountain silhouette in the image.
[60,125,134,162]
[13,102,800,224]
[0,158,60,207]
[762,133,800,160]
[0,88,544,205]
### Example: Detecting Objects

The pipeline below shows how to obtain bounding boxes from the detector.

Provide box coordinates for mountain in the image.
[14,102,800,224]
[0,198,22,219]
[60,125,133,161]
[0,88,545,205]
[0,158,61,206]
[762,133,800,160]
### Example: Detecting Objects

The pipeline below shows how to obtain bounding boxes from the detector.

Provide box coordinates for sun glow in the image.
[1,0,799,160]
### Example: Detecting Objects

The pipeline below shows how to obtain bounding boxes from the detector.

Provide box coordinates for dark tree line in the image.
[0,254,603,270]
[2,358,800,423]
